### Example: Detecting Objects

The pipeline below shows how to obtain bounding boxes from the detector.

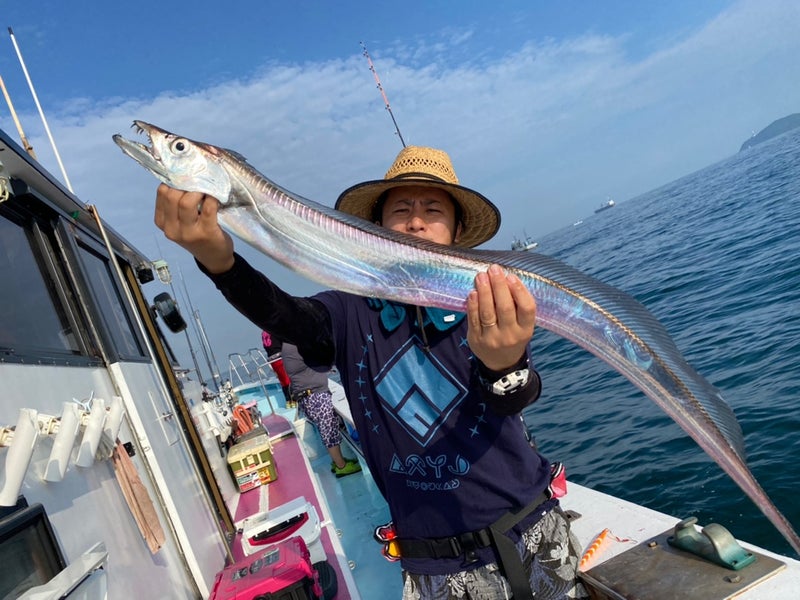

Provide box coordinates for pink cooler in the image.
[209,535,322,600]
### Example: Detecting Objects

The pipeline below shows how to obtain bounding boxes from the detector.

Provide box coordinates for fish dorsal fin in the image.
[223,148,249,162]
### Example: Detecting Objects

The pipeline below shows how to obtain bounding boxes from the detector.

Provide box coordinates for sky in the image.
[1,0,799,381]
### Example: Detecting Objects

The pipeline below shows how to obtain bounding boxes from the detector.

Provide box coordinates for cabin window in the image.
[74,240,145,360]
[0,209,88,359]
[0,502,67,599]
[1,195,148,365]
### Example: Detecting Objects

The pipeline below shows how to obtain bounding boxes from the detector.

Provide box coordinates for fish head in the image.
[113,120,234,203]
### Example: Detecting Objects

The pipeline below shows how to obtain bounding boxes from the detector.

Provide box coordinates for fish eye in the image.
[171,138,189,153]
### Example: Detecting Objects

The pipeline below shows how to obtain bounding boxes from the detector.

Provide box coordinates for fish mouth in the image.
[112,120,170,181]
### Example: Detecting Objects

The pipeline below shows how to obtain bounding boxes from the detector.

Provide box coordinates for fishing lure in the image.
[580,528,612,570]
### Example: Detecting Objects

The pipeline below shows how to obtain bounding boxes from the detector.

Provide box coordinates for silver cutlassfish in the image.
[114,121,800,554]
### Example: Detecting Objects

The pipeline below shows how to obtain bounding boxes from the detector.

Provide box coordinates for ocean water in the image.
[524,127,800,557]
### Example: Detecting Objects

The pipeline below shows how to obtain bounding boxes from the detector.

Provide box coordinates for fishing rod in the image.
[0,73,36,158]
[8,27,73,191]
[178,267,223,391]
[360,42,406,148]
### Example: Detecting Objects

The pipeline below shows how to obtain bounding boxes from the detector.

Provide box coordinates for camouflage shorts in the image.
[401,506,589,600]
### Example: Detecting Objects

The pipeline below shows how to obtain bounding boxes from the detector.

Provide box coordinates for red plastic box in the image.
[209,536,322,600]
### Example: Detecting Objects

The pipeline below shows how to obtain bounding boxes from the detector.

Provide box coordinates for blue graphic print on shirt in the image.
[374,337,467,446]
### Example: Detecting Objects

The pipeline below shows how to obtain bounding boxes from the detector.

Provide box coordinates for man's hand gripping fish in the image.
[114,121,800,555]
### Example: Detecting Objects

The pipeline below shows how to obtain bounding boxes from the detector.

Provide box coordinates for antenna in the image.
[8,27,73,192]
[360,42,406,148]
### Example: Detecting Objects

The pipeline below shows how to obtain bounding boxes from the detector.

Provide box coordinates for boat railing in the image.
[227,353,248,386]
[253,366,278,416]
[228,349,265,386]
[226,349,283,418]
[248,348,270,371]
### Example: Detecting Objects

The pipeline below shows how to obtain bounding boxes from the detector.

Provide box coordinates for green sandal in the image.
[331,458,362,477]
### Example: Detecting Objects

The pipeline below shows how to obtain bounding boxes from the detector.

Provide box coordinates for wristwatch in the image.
[486,369,530,396]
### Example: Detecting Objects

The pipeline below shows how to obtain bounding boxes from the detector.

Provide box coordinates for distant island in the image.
[740,113,800,151]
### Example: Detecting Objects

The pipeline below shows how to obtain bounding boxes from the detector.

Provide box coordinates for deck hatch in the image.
[580,527,786,599]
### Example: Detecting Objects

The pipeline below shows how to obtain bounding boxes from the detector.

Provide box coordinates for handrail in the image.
[254,367,277,417]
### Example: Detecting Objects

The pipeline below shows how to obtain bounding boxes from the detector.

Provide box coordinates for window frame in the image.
[0,190,149,365]
[58,216,150,363]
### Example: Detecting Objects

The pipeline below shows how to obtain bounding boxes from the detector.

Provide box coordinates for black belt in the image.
[395,528,493,562]
[292,389,313,401]
[395,491,549,600]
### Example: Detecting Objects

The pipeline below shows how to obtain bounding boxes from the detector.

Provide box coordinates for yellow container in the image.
[226,432,277,492]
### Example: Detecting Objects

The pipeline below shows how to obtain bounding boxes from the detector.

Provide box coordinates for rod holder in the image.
[75,399,107,468]
[44,402,81,482]
[96,395,125,460]
[0,408,39,506]
[103,396,125,446]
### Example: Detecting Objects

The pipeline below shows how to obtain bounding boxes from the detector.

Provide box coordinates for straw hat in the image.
[335,146,500,248]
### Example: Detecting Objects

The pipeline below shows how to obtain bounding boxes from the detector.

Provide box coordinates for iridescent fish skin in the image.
[114,121,800,554]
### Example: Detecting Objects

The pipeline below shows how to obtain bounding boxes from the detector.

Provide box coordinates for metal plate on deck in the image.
[580,529,786,600]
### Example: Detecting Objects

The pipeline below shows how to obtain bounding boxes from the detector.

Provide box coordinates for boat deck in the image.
[228,410,401,599]
[563,483,800,599]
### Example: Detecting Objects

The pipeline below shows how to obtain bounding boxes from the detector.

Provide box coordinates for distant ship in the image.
[595,198,615,213]
[511,235,538,251]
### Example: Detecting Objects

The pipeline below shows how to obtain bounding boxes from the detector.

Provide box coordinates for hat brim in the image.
[335,179,500,248]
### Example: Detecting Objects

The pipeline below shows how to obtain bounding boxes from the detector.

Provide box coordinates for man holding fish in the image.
[154,145,588,599]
